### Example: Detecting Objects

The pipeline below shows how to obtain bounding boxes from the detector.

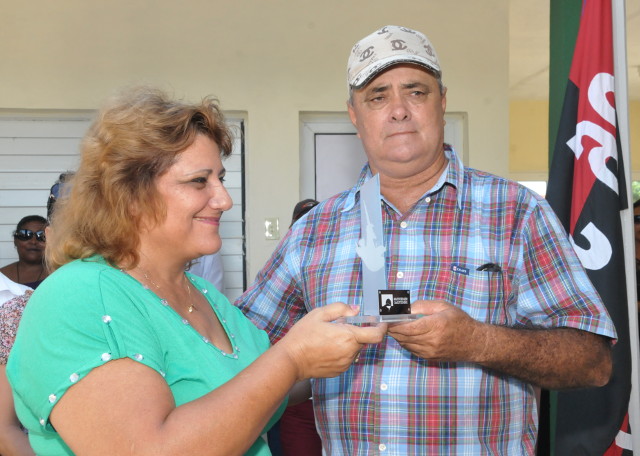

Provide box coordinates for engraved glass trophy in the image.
[340,174,420,324]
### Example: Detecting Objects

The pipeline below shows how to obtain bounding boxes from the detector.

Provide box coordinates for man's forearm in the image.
[474,325,612,389]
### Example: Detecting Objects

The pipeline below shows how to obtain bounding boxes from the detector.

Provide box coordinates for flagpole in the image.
[613,0,640,451]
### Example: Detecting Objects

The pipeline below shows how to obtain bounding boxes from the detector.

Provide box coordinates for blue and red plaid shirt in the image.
[236,148,616,455]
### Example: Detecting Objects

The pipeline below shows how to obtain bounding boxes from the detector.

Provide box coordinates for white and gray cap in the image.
[347,25,441,89]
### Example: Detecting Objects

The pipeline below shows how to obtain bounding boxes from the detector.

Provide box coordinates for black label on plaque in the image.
[378,290,411,315]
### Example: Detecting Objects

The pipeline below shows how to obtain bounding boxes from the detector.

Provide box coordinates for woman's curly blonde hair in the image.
[46,86,233,271]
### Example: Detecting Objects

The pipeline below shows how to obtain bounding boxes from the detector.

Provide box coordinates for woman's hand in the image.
[276,302,387,381]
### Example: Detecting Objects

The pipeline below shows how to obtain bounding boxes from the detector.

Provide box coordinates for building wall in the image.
[2,0,509,279]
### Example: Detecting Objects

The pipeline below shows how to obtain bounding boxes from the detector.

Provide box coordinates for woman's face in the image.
[141,134,233,263]
[14,220,46,264]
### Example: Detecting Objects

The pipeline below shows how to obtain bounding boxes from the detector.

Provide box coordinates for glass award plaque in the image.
[338,174,420,324]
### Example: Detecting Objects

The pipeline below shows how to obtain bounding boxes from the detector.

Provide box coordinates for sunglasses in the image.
[635,215,640,225]
[50,182,62,199]
[13,229,46,242]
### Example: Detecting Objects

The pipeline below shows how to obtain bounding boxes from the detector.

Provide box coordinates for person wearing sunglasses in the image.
[0,217,45,456]
[0,215,48,290]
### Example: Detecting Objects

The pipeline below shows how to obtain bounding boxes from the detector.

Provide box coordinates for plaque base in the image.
[334,314,423,324]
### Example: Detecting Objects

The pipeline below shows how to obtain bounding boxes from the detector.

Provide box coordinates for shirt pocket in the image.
[422,266,509,325]
[458,268,508,325]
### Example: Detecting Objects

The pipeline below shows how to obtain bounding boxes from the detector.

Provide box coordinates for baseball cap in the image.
[347,25,441,89]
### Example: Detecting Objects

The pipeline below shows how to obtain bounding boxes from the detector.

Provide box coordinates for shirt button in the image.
[396,271,404,279]
[400,221,408,229]
[379,443,387,451]
[380,383,388,391]
[425,196,432,203]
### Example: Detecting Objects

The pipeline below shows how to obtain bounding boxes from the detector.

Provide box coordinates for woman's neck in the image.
[134,250,188,287]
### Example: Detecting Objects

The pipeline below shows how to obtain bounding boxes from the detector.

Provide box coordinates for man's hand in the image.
[387,300,613,389]
[387,300,487,362]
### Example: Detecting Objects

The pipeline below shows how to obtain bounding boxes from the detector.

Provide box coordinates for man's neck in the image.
[376,154,448,214]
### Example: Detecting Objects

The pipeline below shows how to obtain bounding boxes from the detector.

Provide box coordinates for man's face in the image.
[347,64,447,179]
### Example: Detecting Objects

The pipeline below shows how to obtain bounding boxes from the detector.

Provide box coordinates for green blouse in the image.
[7,256,285,455]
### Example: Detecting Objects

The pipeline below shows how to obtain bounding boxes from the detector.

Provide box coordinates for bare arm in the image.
[50,303,386,456]
[0,365,35,456]
[387,300,612,389]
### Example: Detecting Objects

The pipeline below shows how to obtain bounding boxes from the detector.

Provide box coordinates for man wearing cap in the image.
[237,25,616,454]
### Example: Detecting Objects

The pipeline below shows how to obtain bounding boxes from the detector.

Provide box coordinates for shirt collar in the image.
[342,145,465,212]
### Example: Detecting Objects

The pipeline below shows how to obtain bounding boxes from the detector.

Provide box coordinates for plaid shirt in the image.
[236,148,616,455]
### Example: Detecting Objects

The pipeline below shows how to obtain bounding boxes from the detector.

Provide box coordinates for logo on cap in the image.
[359,46,374,62]
[424,45,436,58]
[391,39,407,51]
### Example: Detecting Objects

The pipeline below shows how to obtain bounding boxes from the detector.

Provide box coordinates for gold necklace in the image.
[184,275,195,313]
[139,269,196,313]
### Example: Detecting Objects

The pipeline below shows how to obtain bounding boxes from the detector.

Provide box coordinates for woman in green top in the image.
[7,86,386,456]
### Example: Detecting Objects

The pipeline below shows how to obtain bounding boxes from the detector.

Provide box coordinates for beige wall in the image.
[509,100,550,180]
[1,0,509,278]
[510,100,640,182]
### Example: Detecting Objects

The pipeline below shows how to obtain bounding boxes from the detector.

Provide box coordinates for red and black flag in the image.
[546,0,632,454]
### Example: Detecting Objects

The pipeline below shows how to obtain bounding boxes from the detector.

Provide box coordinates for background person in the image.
[0,287,34,456]
[0,216,48,289]
[268,198,322,456]
[237,25,616,454]
[7,86,385,456]
[0,177,69,456]
[46,172,75,224]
